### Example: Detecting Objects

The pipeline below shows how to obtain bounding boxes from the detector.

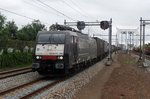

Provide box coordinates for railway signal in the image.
[77,21,85,30]
[64,20,110,31]
[100,21,109,30]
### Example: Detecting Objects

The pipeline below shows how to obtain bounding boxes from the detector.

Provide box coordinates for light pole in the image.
[139,17,142,61]
[125,31,129,53]
[129,32,132,55]
[138,18,150,67]
[142,21,145,63]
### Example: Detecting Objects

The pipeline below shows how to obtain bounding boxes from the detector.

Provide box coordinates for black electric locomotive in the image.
[32,27,98,75]
[32,24,110,76]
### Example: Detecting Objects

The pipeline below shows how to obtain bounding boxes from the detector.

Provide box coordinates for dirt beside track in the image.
[73,52,150,99]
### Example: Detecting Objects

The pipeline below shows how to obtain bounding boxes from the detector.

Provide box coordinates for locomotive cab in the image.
[32,31,77,75]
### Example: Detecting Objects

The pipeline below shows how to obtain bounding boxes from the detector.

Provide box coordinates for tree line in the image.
[0,13,45,41]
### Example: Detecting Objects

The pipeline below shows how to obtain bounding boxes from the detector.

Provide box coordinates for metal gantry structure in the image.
[64,19,113,65]
[116,28,139,52]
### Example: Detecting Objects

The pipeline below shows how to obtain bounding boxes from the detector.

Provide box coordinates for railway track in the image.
[0,78,42,95]
[0,67,32,80]
[145,54,150,60]
[0,77,65,99]
[132,51,150,60]
[20,79,62,99]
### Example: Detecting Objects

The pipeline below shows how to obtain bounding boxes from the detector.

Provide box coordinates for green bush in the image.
[0,52,32,68]
[0,40,34,69]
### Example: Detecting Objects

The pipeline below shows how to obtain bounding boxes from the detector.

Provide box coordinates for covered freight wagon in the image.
[94,37,106,61]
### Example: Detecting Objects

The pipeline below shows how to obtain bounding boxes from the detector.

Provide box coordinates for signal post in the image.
[105,19,113,66]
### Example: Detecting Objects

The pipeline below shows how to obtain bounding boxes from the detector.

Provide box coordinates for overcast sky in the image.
[0,0,150,44]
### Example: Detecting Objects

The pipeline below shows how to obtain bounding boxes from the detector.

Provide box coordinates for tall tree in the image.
[17,20,45,41]
[0,13,6,29]
[5,20,18,39]
[0,13,7,40]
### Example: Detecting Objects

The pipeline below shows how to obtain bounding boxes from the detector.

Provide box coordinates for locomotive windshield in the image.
[37,33,65,44]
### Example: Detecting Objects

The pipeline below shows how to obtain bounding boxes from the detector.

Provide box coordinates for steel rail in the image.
[20,79,65,99]
[0,67,31,75]
[0,68,32,80]
[0,78,42,95]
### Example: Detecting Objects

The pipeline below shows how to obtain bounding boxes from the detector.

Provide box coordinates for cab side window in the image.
[71,36,77,43]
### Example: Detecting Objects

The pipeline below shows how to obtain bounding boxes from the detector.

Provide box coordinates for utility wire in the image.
[36,0,76,21]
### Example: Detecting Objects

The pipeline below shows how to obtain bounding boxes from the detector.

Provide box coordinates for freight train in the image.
[32,24,115,76]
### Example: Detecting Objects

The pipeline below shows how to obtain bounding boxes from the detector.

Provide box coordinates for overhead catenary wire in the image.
[23,0,61,17]
[69,0,95,20]
[36,0,76,21]
[25,0,99,27]
[0,7,50,25]
[90,26,106,40]
[23,0,80,25]
[23,0,65,23]
[69,0,86,14]
[61,0,87,18]
[0,7,35,20]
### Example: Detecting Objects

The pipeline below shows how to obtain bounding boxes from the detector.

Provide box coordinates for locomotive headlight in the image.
[36,56,40,59]
[57,56,63,60]
[36,56,41,59]
[59,56,63,60]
